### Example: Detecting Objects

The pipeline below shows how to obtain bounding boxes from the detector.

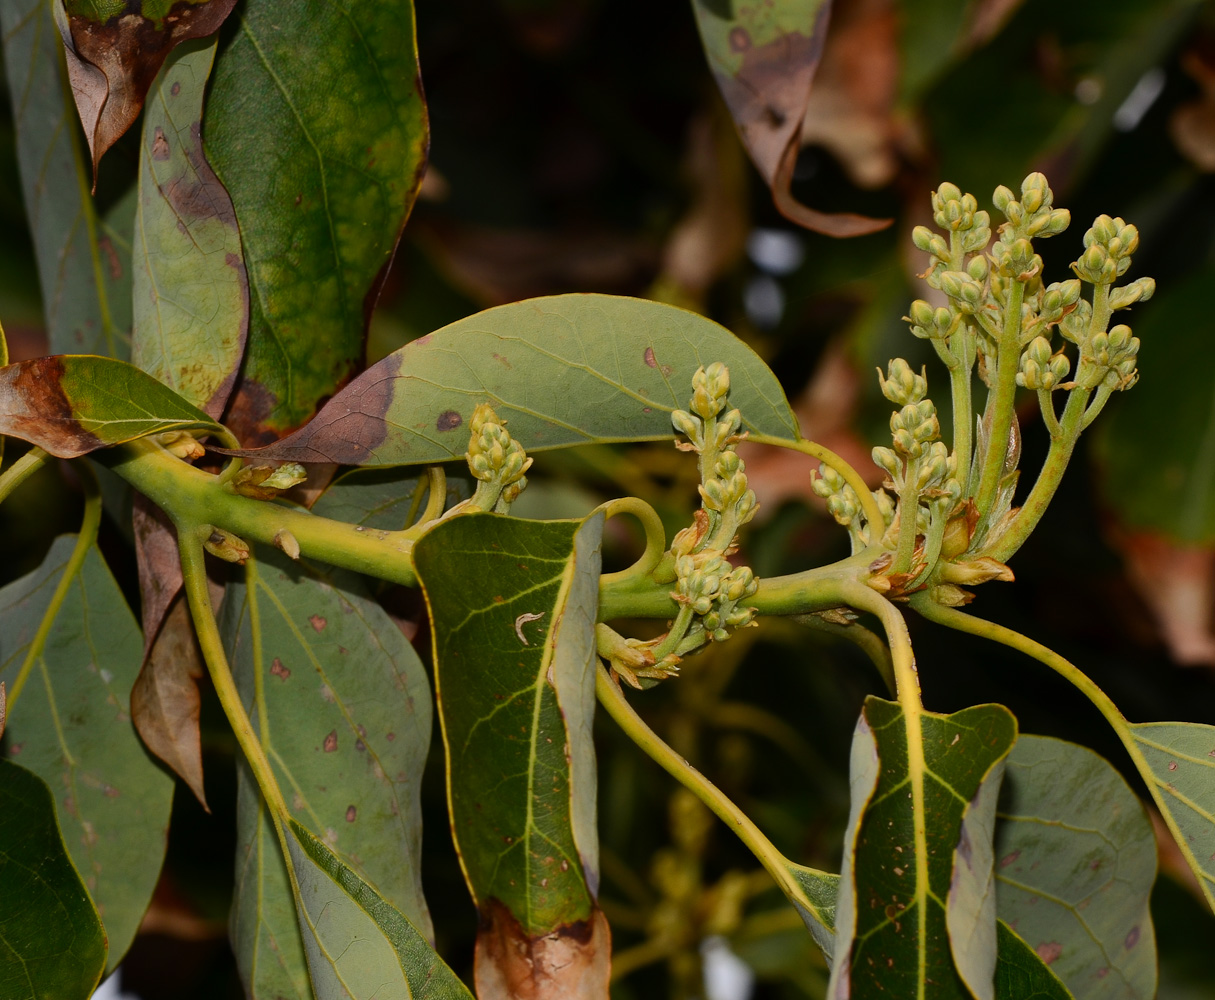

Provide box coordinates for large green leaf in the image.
[203,0,429,442]
[0,533,173,974]
[689,0,888,237]
[1126,722,1215,912]
[0,0,134,357]
[415,512,610,995]
[828,697,1017,999]
[284,819,473,1000]
[221,546,434,996]
[131,34,247,418]
[56,0,238,174]
[1096,269,1215,543]
[0,759,107,999]
[0,355,223,458]
[249,294,800,466]
[995,735,1156,1000]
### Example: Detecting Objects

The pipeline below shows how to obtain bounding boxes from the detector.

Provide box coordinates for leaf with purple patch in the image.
[243,294,800,466]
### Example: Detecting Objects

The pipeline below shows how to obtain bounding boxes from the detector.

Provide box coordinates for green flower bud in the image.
[672,409,701,441]
[893,428,920,457]
[874,488,896,525]
[967,255,989,282]
[204,526,250,564]
[877,358,928,405]
[826,493,856,525]
[714,409,742,449]
[1109,277,1155,311]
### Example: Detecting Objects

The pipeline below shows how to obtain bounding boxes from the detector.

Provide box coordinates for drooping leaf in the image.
[221,546,434,997]
[1,0,135,357]
[0,533,174,974]
[130,593,208,808]
[0,355,223,458]
[415,512,611,999]
[311,467,473,531]
[689,0,890,236]
[995,921,1075,1000]
[56,0,239,177]
[284,819,474,1000]
[203,0,429,443]
[828,696,1017,999]
[1126,721,1215,913]
[0,759,107,998]
[246,294,800,466]
[131,34,247,419]
[994,735,1156,1000]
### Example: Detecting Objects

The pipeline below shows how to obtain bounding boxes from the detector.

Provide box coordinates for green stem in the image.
[975,278,1025,517]
[1036,387,1062,439]
[910,596,1215,915]
[947,328,974,494]
[595,496,667,589]
[100,438,423,586]
[892,458,921,576]
[749,433,884,532]
[6,465,101,710]
[906,500,948,593]
[595,664,835,930]
[419,466,448,524]
[178,528,290,820]
[0,448,49,506]
[983,387,1088,563]
[1081,383,1115,431]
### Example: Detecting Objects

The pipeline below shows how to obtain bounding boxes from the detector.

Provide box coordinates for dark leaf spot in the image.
[1124,925,1140,950]
[1036,941,1062,964]
[151,126,170,160]
[270,658,290,680]
[345,805,357,822]
[728,26,751,52]
[999,850,1020,868]
[644,346,657,368]
[323,730,338,753]
[386,732,396,742]
[170,81,180,96]
[309,615,327,632]
[436,410,463,431]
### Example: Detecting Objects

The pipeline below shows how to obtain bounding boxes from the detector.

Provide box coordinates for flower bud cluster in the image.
[158,430,205,461]
[468,403,531,487]
[1076,324,1140,390]
[692,362,731,422]
[672,552,758,643]
[1017,337,1070,391]
[699,450,757,524]
[811,463,862,528]
[905,300,958,341]
[1071,216,1138,285]
[992,173,1070,241]
[890,399,940,459]
[877,359,927,406]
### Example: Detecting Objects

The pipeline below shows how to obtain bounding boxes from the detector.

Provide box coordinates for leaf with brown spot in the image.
[203,0,429,442]
[0,355,223,458]
[131,34,247,419]
[55,0,239,180]
[689,0,890,236]
[221,546,435,996]
[476,900,610,1000]
[240,294,799,466]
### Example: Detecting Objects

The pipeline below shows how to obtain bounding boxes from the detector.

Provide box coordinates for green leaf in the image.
[829,697,1018,999]
[415,512,610,994]
[996,921,1076,1000]
[785,864,839,957]
[1126,721,1215,913]
[0,0,134,357]
[689,0,888,237]
[203,0,429,441]
[250,294,799,466]
[1096,268,1215,543]
[221,547,434,996]
[0,533,173,974]
[0,355,223,458]
[284,818,474,1000]
[131,34,247,418]
[995,735,1156,1000]
[57,0,239,175]
[0,759,107,999]
[311,467,472,531]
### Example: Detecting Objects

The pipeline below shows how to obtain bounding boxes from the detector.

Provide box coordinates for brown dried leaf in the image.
[131,595,208,809]
[691,0,891,236]
[475,900,610,1000]
[55,0,238,181]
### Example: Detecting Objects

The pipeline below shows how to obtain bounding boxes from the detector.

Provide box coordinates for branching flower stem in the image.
[749,433,884,530]
[975,279,1025,517]
[594,663,836,933]
[910,595,1215,914]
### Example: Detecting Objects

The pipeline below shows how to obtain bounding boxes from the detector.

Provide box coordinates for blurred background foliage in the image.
[4,0,1215,996]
